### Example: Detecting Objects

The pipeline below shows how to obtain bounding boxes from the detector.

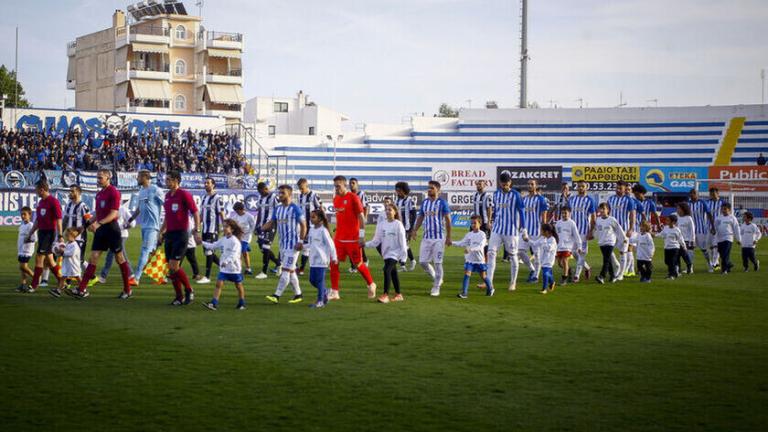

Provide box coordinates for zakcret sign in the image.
[496,166,562,192]
[640,167,709,192]
[571,166,639,191]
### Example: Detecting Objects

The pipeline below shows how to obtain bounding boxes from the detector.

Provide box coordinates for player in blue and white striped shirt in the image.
[626,184,655,278]
[708,187,728,270]
[410,180,452,296]
[520,180,549,282]
[568,180,596,281]
[262,184,307,304]
[607,181,637,280]
[297,178,323,275]
[486,172,527,291]
[688,188,715,271]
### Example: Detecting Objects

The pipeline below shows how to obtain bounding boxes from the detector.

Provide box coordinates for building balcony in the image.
[206,69,243,85]
[128,99,170,114]
[116,25,170,48]
[196,31,244,51]
[67,41,76,57]
[198,103,242,119]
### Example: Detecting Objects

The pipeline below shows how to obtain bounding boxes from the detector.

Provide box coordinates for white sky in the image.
[1,0,766,123]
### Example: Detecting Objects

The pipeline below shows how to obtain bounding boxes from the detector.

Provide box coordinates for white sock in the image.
[433,263,444,287]
[509,251,519,287]
[421,262,435,281]
[289,272,301,295]
[611,253,620,277]
[42,268,50,282]
[627,252,635,273]
[487,250,498,282]
[275,271,290,296]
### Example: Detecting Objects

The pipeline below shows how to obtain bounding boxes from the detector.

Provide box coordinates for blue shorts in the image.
[218,272,244,283]
[240,241,251,253]
[464,262,488,273]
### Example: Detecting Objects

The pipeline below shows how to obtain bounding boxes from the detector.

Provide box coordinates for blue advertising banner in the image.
[640,167,708,193]
[155,172,229,190]
[450,209,473,228]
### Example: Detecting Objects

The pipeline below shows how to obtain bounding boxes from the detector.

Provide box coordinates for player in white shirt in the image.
[453,215,494,298]
[675,202,696,274]
[739,211,761,272]
[554,207,582,285]
[636,221,656,283]
[16,207,37,292]
[364,203,408,303]
[658,214,686,279]
[307,210,337,308]
[202,219,246,310]
[48,228,82,298]
[594,202,626,284]
[532,224,558,294]
[229,201,258,276]
[714,202,741,274]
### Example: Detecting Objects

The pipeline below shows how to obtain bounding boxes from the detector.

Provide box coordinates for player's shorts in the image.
[419,238,446,264]
[240,240,251,253]
[464,262,487,273]
[479,223,491,239]
[556,251,572,259]
[488,232,519,257]
[685,241,694,250]
[202,233,218,256]
[36,229,56,255]
[18,255,31,264]
[164,230,189,262]
[280,249,300,271]
[218,272,244,283]
[92,222,122,253]
[695,232,711,251]
[579,237,589,254]
[335,240,363,263]
[258,229,276,250]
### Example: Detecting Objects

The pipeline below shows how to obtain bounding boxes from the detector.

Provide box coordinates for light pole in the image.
[326,134,343,177]
[761,68,766,106]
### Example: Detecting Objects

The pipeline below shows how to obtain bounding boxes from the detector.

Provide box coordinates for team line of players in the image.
[14,171,762,307]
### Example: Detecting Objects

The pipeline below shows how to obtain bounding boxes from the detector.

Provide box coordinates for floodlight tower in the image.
[519,0,529,109]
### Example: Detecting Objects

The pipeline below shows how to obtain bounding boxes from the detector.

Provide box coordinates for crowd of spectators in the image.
[0,127,249,174]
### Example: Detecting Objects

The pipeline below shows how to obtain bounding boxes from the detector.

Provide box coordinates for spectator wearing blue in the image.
[126,170,165,284]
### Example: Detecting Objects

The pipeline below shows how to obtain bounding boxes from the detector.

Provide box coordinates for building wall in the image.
[74,27,116,111]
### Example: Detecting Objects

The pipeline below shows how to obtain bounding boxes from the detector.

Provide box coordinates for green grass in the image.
[1,226,766,431]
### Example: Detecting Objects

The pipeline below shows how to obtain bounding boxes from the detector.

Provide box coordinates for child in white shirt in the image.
[740,211,761,272]
[533,223,558,294]
[364,203,408,303]
[16,207,37,292]
[659,214,686,279]
[202,219,246,310]
[636,221,656,283]
[229,201,257,276]
[675,202,696,274]
[714,203,741,274]
[594,202,626,284]
[49,228,81,298]
[554,207,582,285]
[453,215,493,298]
[307,210,337,308]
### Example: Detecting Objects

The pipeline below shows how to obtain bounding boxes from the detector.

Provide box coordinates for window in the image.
[174,95,186,111]
[273,102,288,113]
[175,25,186,40]
[268,125,276,136]
[308,126,315,136]
[175,59,186,76]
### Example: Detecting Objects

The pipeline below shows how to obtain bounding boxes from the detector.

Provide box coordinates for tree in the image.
[0,65,31,107]
[437,103,458,118]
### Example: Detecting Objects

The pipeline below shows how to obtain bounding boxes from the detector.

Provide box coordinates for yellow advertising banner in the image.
[571,166,640,191]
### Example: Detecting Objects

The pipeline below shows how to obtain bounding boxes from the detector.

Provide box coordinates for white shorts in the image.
[419,238,446,264]
[628,232,639,248]
[489,232,519,257]
[280,249,300,271]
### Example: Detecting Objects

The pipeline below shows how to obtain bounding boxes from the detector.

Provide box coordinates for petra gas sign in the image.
[708,166,768,192]
[431,164,496,191]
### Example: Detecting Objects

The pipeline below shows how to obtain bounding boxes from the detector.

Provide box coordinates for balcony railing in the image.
[131,62,170,73]
[130,99,170,108]
[209,69,242,77]
[133,25,170,36]
[199,31,243,42]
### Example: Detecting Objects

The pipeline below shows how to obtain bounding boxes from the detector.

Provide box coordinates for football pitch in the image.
[0,226,766,431]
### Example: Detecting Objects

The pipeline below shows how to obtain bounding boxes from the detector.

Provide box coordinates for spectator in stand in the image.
[758,153,767,166]
[0,128,247,174]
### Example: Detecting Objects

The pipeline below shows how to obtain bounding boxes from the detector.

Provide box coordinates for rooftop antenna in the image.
[195,0,203,19]
[616,91,627,108]
[519,0,529,108]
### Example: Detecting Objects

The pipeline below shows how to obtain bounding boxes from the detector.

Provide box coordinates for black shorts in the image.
[165,230,190,262]
[480,223,491,238]
[202,233,218,255]
[18,255,31,263]
[92,222,123,253]
[37,230,56,255]
[258,229,275,250]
